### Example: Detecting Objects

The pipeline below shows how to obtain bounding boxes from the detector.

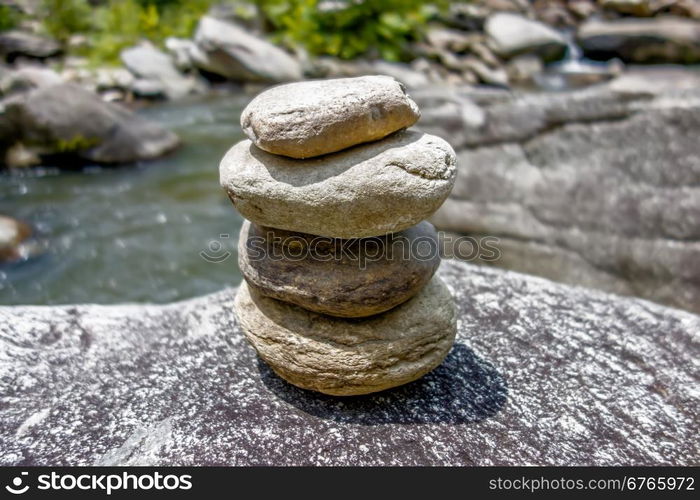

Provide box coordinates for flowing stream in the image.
[0,93,251,305]
[536,30,620,90]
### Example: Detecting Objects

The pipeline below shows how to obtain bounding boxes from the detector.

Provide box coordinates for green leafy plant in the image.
[0,5,20,31]
[84,0,212,65]
[41,0,92,43]
[258,0,442,61]
[54,134,101,153]
[29,0,443,66]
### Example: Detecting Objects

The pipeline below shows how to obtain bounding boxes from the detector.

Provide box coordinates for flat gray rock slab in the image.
[423,82,700,315]
[0,260,697,465]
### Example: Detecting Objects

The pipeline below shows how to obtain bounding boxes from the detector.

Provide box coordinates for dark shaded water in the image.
[0,93,251,305]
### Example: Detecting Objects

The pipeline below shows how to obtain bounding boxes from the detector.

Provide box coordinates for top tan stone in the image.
[240,75,421,158]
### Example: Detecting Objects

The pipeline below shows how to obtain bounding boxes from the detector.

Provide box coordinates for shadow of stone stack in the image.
[219,76,458,396]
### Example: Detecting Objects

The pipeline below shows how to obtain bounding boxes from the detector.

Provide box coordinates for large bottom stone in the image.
[234,275,456,396]
[238,220,441,318]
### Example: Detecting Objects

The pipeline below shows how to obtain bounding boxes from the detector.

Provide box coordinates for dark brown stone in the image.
[238,220,441,318]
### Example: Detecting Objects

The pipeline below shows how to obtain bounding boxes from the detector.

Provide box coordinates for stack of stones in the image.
[220,76,458,396]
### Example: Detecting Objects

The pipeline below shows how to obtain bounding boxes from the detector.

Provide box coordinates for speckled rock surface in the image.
[238,220,441,318]
[235,275,456,396]
[1,259,697,465]
[240,76,420,158]
[220,130,457,239]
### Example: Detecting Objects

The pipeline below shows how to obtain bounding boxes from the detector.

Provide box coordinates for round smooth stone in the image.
[238,220,441,318]
[240,75,420,158]
[234,275,457,396]
[220,129,457,239]
[0,215,31,262]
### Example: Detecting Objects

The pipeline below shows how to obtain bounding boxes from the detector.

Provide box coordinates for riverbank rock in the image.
[220,130,456,238]
[120,43,198,99]
[0,215,30,262]
[311,58,432,89]
[164,37,197,70]
[0,31,60,62]
[0,83,180,165]
[599,0,655,16]
[0,66,63,95]
[416,84,635,149]
[485,12,567,61]
[240,76,420,158]
[578,16,700,63]
[0,259,697,465]
[599,0,700,17]
[238,220,441,318]
[192,16,302,83]
[236,275,456,396]
[426,77,700,314]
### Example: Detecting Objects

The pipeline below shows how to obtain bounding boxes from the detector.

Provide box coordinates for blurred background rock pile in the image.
[0,0,698,316]
[2,0,699,102]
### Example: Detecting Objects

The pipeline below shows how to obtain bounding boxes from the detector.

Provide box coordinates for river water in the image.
[0,93,251,305]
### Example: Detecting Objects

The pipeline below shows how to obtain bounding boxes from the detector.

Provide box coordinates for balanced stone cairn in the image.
[220,76,458,396]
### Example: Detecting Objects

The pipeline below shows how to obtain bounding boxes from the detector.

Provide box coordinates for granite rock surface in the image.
[421,76,700,314]
[1,260,697,465]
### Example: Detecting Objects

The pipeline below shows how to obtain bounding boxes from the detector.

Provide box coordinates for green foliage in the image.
[0,5,20,32]
[258,0,442,61]
[55,134,100,152]
[27,0,442,66]
[85,0,212,64]
[36,0,212,65]
[41,0,92,43]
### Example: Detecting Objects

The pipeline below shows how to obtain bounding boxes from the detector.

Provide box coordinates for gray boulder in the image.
[0,259,697,465]
[485,12,567,61]
[310,58,431,89]
[93,67,134,92]
[164,37,197,70]
[0,65,63,95]
[1,83,180,165]
[120,43,197,99]
[599,0,655,16]
[0,215,30,261]
[426,77,700,313]
[364,60,430,89]
[416,85,637,149]
[600,0,700,17]
[192,16,302,82]
[129,78,166,99]
[0,30,60,61]
[578,16,700,63]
